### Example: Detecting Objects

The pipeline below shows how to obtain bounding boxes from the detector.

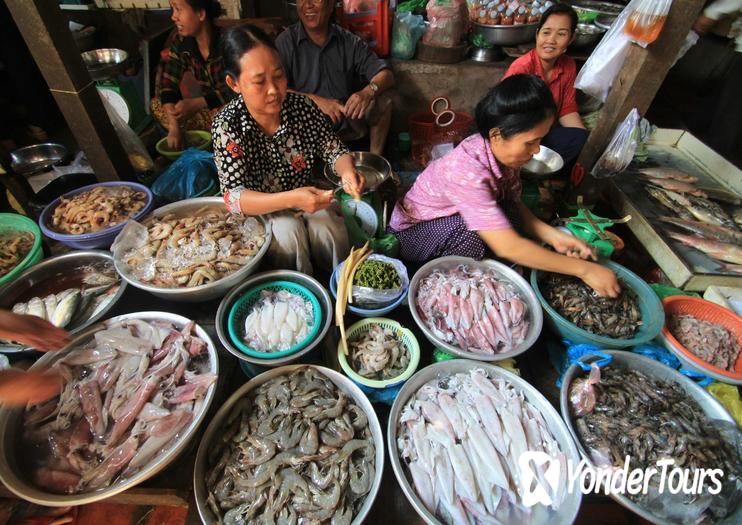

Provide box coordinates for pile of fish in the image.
[541,273,641,339]
[570,365,741,522]
[51,185,147,235]
[669,314,741,372]
[0,230,34,278]
[122,207,266,288]
[22,318,216,494]
[415,265,530,354]
[397,369,567,524]
[349,324,409,380]
[11,274,120,329]
[640,167,742,272]
[243,289,315,353]
[205,367,375,524]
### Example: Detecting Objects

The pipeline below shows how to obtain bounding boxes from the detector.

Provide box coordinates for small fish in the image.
[687,195,737,230]
[719,263,742,275]
[43,294,58,321]
[698,187,742,206]
[52,289,81,328]
[659,216,742,245]
[734,208,742,229]
[646,186,694,221]
[668,233,742,265]
[27,297,46,320]
[11,302,27,315]
[644,178,706,197]
[639,167,698,183]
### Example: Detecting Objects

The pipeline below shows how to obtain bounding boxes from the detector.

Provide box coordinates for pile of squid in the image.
[22,318,216,494]
[205,367,375,525]
[397,369,566,524]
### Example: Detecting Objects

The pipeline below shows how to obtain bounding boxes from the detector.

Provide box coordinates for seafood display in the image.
[0,230,34,278]
[51,186,147,234]
[204,367,376,524]
[668,233,742,265]
[11,273,120,329]
[644,177,707,197]
[541,273,641,339]
[397,369,567,524]
[659,216,742,246]
[243,289,314,352]
[349,325,409,380]
[122,207,266,288]
[639,167,698,183]
[570,365,741,522]
[647,186,737,229]
[669,314,741,371]
[22,318,216,494]
[415,265,530,354]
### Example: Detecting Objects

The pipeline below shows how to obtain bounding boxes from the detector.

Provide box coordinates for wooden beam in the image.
[577,0,706,172]
[5,0,135,182]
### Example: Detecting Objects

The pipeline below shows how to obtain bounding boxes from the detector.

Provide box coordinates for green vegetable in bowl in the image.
[353,260,401,290]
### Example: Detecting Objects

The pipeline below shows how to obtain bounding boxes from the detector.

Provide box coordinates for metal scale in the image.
[81,48,151,133]
[560,196,631,258]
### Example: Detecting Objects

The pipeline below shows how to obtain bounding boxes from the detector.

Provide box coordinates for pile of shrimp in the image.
[51,186,147,234]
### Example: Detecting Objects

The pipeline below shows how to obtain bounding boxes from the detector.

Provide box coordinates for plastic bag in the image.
[52,151,94,177]
[335,254,409,307]
[151,149,217,203]
[707,382,742,427]
[100,92,154,173]
[422,0,469,48]
[391,11,426,59]
[569,362,601,416]
[574,0,634,102]
[623,0,672,47]
[591,108,640,178]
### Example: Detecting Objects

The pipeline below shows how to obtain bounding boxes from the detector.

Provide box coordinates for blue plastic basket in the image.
[530,260,665,349]
[228,281,322,359]
[329,265,408,317]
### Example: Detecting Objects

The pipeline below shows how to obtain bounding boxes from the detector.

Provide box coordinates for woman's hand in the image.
[579,262,621,298]
[0,369,62,406]
[340,168,365,200]
[549,229,596,260]
[167,126,185,151]
[291,187,335,214]
[172,97,206,121]
[0,311,70,351]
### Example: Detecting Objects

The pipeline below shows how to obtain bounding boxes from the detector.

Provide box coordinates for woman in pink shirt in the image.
[504,3,588,166]
[389,75,619,297]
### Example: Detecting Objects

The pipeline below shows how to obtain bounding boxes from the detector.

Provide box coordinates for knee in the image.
[270,214,306,247]
[308,210,347,242]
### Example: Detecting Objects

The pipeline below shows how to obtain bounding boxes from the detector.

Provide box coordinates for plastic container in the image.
[228,281,322,359]
[530,260,665,349]
[338,317,420,390]
[39,182,153,250]
[408,111,474,167]
[0,213,43,289]
[155,130,212,160]
[660,296,742,385]
[336,0,391,56]
[330,265,409,318]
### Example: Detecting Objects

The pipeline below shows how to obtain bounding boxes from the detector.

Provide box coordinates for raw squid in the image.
[243,290,314,352]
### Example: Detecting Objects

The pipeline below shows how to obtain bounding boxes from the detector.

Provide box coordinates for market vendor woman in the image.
[389,75,619,297]
[213,25,364,273]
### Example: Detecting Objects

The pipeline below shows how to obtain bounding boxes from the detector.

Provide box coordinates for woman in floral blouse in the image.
[212,25,364,273]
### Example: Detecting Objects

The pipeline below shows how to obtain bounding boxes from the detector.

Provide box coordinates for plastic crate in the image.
[408,110,474,166]
[336,1,391,57]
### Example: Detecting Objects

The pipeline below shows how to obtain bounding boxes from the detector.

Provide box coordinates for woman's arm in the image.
[518,202,595,259]
[559,111,585,129]
[333,153,364,200]
[235,187,334,216]
[479,229,620,297]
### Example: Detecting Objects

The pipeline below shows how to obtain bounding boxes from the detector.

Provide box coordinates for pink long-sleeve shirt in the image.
[390,134,522,232]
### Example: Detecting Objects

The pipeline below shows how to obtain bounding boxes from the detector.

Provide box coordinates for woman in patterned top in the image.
[153,0,233,150]
[389,75,619,297]
[212,25,364,274]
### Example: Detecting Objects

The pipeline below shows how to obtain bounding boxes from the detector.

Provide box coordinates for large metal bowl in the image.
[216,270,333,366]
[389,360,583,525]
[571,23,607,48]
[112,197,272,302]
[81,48,128,81]
[472,22,539,47]
[560,351,738,525]
[408,256,543,361]
[323,151,392,194]
[522,145,565,176]
[0,250,127,353]
[0,311,219,506]
[193,364,383,525]
[10,143,68,176]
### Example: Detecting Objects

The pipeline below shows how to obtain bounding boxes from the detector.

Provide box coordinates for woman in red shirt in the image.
[504,3,587,166]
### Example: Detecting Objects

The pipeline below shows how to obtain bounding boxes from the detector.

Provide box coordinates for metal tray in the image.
[0,311,219,506]
[569,1,625,16]
[193,365,383,525]
[389,360,583,525]
[560,351,738,524]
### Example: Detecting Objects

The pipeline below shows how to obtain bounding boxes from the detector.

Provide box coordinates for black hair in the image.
[475,74,557,139]
[537,3,579,34]
[221,25,279,80]
[185,0,223,23]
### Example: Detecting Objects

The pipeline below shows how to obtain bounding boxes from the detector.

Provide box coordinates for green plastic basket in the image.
[0,213,43,289]
[338,317,420,389]
[228,280,322,359]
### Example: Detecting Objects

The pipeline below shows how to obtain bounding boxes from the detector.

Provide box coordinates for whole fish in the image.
[644,177,706,197]
[719,263,742,275]
[52,289,81,328]
[735,208,742,228]
[698,187,742,206]
[646,186,694,221]
[658,188,736,229]
[639,167,698,183]
[659,216,742,245]
[668,232,742,265]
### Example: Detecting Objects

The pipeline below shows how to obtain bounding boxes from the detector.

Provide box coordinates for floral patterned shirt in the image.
[212,92,348,213]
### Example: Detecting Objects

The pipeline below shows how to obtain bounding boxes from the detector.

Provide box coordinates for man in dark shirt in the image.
[276,0,395,155]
